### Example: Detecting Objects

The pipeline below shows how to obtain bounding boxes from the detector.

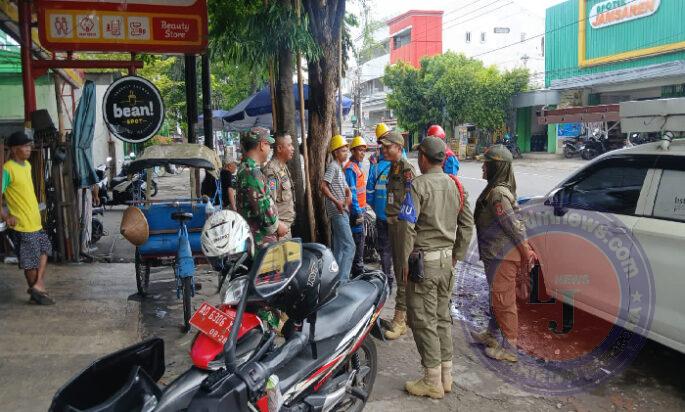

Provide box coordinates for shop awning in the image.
[537,104,620,125]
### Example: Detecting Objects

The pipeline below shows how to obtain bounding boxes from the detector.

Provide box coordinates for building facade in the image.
[515,0,685,154]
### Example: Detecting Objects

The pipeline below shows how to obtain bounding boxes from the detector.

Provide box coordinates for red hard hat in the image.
[427,125,446,139]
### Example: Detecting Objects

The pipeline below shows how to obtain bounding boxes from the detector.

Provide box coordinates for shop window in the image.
[466,32,471,43]
[662,84,685,98]
[588,93,601,106]
[393,30,411,49]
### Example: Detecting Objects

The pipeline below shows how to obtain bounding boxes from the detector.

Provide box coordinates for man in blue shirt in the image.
[367,124,395,289]
[427,124,460,175]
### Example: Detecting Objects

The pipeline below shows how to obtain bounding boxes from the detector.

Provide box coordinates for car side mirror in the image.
[545,187,567,216]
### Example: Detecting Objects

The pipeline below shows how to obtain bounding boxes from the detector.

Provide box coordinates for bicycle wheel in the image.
[135,249,150,296]
[181,276,193,333]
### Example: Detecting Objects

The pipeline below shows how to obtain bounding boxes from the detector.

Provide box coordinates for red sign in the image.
[36,0,207,53]
[189,302,235,345]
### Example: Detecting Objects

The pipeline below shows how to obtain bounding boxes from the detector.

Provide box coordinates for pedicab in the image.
[120,144,222,332]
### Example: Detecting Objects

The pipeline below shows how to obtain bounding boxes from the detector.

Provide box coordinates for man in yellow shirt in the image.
[1,131,54,305]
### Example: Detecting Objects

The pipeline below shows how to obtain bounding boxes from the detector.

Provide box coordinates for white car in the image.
[520,139,685,354]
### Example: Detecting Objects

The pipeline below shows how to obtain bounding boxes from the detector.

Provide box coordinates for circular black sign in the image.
[103,76,164,144]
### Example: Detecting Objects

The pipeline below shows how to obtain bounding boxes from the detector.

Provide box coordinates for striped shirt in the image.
[323,160,348,217]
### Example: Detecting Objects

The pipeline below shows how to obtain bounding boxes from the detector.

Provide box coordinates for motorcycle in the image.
[562,135,585,159]
[580,128,609,160]
[106,162,158,206]
[51,211,388,412]
[496,133,522,159]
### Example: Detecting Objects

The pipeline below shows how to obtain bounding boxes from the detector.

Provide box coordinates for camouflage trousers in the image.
[406,251,454,369]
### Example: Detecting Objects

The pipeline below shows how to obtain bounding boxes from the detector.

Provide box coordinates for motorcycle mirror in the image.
[252,239,303,299]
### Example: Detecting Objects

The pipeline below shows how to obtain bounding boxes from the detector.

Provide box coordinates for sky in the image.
[350,0,569,24]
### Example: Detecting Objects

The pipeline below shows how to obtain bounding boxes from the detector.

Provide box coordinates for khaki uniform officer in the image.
[398,137,467,399]
[381,131,416,340]
[264,133,296,239]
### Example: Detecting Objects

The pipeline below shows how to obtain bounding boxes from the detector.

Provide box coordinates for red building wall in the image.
[388,10,443,68]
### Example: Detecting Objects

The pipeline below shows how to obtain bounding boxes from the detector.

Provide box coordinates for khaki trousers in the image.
[387,220,406,311]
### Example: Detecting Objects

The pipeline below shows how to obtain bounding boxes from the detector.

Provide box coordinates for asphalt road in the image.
[2,157,684,411]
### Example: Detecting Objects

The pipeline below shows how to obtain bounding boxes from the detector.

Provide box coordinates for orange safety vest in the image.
[345,161,367,208]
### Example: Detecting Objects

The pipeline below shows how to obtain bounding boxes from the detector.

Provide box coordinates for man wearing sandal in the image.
[1,131,55,305]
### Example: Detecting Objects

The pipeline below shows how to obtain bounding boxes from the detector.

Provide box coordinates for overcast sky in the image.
[353,0,569,23]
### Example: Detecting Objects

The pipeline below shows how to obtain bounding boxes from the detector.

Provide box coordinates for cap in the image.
[483,144,514,163]
[418,137,446,162]
[6,131,33,147]
[242,127,275,144]
[380,131,404,147]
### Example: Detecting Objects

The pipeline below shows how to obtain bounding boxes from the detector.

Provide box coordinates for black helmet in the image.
[269,243,340,322]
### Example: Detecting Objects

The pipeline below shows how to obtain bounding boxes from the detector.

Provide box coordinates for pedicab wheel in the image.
[181,276,193,333]
[135,249,150,296]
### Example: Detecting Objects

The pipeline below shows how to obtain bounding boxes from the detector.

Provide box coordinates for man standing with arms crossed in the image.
[381,131,416,340]
[2,131,55,305]
[264,133,296,239]
[236,127,288,246]
[398,137,472,398]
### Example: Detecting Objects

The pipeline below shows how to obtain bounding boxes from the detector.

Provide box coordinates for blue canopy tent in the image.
[223,85,352,130]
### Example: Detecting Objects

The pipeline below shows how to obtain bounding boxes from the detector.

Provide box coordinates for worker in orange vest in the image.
[345,136,368,278]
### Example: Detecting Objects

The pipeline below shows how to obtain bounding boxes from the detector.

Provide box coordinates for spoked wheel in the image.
[332,338,378,412]
[181,276,193,333]
[135,249,150,296]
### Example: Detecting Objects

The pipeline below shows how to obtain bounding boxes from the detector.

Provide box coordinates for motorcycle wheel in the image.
[334,338,378,411]
[181,276,193,333]
[135,249,150,296]
[563,146,574,159]
[91,218,104,244]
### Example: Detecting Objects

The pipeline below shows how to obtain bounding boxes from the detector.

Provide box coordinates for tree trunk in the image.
[304,0,346,245]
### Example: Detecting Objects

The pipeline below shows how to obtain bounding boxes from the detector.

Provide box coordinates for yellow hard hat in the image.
[375,123,390,139]
[350,136,367,150]
[329,134,348,153]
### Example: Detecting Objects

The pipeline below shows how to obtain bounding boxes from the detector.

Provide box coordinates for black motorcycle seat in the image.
[312,279,380,342]
[171,212,194,221]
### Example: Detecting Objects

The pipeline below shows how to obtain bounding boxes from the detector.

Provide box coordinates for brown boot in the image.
[441,361,453,393]
[470,330,498,348]
[384,310,407,340]
[405,366,445,399]
[484,344,518,363]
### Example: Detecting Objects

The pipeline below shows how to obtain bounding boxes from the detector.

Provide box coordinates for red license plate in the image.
[189,302,235,345]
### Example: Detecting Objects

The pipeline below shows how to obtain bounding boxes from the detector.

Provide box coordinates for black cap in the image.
[6,131,33,147]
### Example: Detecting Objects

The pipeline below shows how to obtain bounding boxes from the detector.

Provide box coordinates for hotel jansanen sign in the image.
[590,0,660,29]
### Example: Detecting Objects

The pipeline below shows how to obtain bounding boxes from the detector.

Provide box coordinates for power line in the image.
[441,0,511,30]
[469,0,642,59]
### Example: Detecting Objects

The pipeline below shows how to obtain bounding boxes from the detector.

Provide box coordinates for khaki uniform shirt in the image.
[263,158,295,226]
[475,185,526,262]
[398,167,464,264]
[385,157,416,219]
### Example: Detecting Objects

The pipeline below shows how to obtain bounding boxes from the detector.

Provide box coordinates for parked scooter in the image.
[496,133,522,159]
[51,212,388,412]
[563,135,585,158]
[580,128,609,160]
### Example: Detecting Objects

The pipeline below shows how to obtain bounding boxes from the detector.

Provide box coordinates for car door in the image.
[543,156,655,321]
[632,157,685,352]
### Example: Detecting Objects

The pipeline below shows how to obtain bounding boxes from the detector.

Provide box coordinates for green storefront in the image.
[514,0,685,153]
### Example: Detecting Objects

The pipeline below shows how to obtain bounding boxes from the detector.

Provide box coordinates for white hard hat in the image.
[201,210,253,258]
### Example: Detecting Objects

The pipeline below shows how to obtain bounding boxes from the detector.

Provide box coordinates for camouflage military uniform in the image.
[263,158,295,239]
[236,157,280,245]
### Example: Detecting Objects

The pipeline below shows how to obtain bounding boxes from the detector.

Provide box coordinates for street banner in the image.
[103,76,164,144]
[36,0,207,53]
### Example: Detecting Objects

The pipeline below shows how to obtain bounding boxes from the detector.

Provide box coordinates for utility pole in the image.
[201,53,213,150]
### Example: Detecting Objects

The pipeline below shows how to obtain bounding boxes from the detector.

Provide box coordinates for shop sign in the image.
[590,0,660,29]
[103,76,164,144]
[36,0,207,53]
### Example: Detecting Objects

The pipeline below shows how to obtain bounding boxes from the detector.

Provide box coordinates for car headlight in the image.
[222,276,249,306]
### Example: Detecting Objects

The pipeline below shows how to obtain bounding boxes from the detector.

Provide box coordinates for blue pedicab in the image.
[125,144,222,332]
